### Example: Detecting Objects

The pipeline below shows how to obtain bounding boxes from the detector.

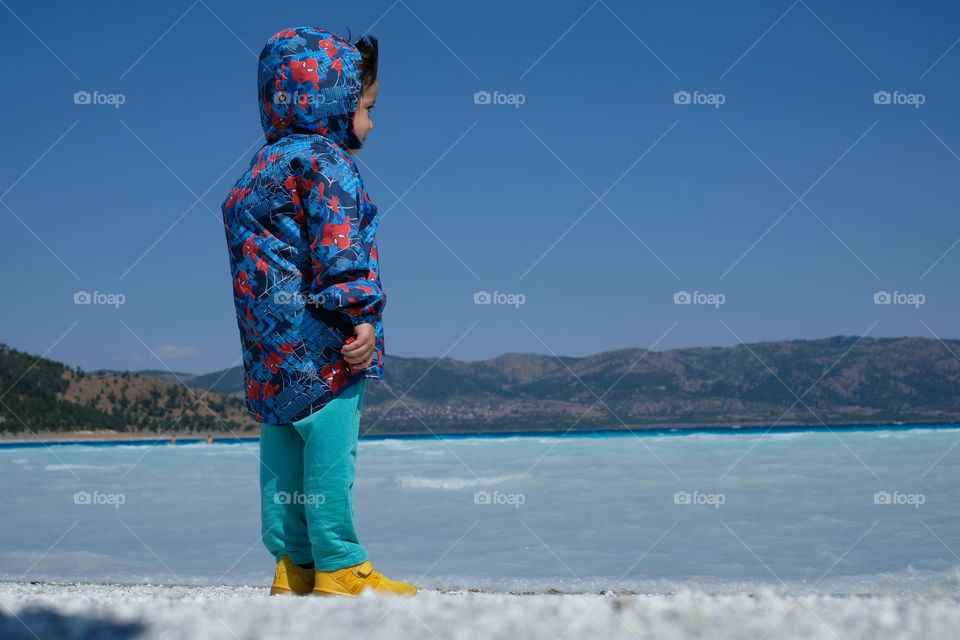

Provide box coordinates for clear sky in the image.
[1,0,958,375]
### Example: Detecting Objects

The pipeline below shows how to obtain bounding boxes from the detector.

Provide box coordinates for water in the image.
[2,425,960,595]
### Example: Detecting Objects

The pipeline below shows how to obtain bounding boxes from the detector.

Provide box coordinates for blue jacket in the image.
[221,27,385,424]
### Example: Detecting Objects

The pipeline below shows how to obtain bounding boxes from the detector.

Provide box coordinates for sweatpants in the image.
[259,379,368,571]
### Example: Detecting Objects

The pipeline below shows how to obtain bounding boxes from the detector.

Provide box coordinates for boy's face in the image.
[348,79,378,154]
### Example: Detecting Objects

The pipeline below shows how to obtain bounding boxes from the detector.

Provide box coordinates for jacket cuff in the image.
[347,313,378,326]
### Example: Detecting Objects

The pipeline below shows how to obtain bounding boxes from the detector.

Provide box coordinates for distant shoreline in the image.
[2,420,958,448]
[0,428,255,446]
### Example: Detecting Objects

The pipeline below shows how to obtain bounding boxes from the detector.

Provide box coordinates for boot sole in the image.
[312,588,360,598]
[312,587,416,597]
[270,586,313,596]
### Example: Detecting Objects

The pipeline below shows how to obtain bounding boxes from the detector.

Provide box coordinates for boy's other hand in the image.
[341,322,375,372]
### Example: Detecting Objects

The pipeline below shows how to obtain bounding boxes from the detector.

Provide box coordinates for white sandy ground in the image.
[2,581,960,640]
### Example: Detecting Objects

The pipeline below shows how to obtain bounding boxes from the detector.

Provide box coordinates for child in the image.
[221,26,415,597]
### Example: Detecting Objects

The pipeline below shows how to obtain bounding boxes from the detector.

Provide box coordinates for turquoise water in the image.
[2,424,959,595]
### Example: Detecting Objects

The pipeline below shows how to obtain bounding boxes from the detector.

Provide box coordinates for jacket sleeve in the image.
[301,155,385,326]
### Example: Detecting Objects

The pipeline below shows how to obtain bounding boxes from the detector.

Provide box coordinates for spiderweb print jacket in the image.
[221,26,385,424]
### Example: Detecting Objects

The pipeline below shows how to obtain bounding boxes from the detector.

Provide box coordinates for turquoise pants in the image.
[259,379,369,571]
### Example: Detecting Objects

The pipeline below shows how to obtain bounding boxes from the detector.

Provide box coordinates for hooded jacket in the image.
[221,26,385,424]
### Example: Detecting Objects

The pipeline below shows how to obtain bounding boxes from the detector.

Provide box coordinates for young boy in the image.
[221,26,415,597]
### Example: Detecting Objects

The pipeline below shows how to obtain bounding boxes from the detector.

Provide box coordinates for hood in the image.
[258,27,364,149]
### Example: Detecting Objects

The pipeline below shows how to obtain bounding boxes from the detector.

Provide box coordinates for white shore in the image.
[2,580,959,640]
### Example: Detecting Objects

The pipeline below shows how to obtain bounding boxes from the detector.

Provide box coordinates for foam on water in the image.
[395,473,528,490]
[44,463,131,471]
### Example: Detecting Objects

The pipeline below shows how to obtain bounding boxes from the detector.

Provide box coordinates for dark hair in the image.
[344,28,379,90]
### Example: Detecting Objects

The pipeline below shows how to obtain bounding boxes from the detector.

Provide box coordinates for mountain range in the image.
[2,336,958,437]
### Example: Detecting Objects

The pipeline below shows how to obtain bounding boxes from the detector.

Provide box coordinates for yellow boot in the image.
[312,560,417,597]
[270,555,316,595]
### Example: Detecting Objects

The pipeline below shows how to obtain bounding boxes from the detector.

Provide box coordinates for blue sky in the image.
[1,0,958,374]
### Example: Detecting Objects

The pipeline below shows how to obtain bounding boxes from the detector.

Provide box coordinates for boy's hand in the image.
[341,322,375,372]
